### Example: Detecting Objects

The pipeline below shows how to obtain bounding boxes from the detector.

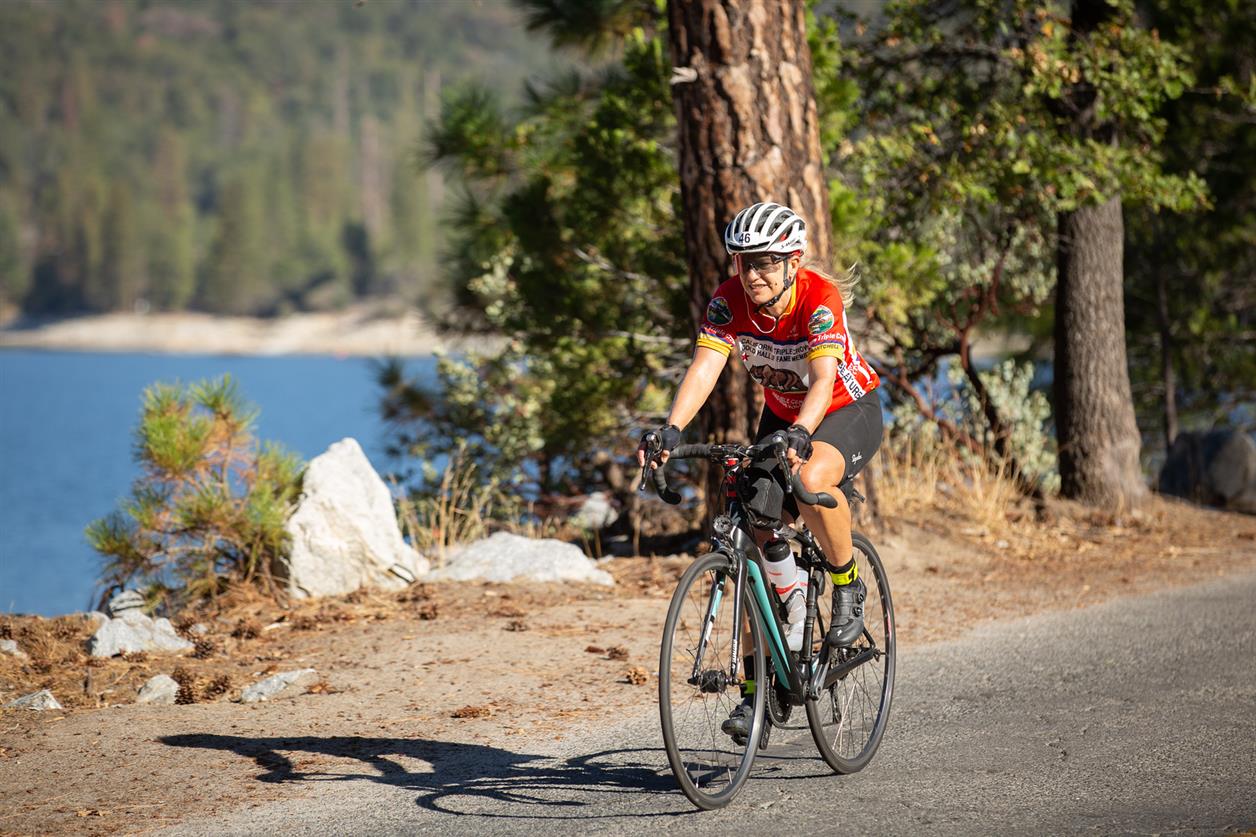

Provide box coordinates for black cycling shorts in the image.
[754,389,883,516]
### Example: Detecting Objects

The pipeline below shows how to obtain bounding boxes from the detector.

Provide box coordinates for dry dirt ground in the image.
[2,496,1255,836]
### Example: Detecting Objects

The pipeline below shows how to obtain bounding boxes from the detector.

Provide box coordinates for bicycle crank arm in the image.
[822,647,879,690]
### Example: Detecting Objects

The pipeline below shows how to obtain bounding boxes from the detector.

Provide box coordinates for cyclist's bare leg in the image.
[794,441,851,565]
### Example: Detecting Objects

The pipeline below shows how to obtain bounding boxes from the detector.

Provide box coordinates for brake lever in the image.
[637,432,661,492]
[771,432,794,493]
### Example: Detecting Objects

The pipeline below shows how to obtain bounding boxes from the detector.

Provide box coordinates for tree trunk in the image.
[667,0,832,515]
[1054,196,1148,508]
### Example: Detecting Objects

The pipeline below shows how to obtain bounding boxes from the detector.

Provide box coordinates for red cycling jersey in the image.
[696,268,880,422]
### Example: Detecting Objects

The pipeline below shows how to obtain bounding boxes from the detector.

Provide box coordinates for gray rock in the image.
[5,689,62,710]
[136,674,180,705]
[0,639,28,660]
[425,532,614,586]
[105,589,146,618]
[240,669,320,703]
[282,437,429,598]
[87,611,194,658]
[570,492,619,530]
[1159,430,1256,514]
[188,622,209,636]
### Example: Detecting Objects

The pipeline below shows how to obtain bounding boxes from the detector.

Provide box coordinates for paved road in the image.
[162,572,1256,836]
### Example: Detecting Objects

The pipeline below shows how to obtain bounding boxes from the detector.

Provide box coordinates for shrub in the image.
[87,375,303,608]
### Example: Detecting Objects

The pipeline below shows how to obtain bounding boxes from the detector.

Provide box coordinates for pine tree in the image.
[100,182,145,310]
[199,176,268,314]
[0,193,28,306]
[147,129,197,310]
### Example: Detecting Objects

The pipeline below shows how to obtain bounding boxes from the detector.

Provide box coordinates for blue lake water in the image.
[0,349,436,617]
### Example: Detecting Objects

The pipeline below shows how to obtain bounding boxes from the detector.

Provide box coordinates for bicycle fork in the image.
[689,553,748,692]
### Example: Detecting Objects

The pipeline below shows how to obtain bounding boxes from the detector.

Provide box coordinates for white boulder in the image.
[570,492,619,530]
[241,669,320,703]
[136,674,180,705]
[88,610,193,658]
[283,438,429,598]
[426,532,614,586]
[105,589,146,617]
[0,639,28,660]
[5,689,62,710]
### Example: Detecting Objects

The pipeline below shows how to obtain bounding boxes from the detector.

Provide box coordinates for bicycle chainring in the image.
[767,674,793,725]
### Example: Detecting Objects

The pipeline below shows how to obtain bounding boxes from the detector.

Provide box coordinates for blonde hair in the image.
[801,258,859,308]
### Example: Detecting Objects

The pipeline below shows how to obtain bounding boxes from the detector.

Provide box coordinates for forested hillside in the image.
[0,0,557,317]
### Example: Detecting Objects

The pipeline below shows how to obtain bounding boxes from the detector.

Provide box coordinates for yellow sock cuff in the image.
[829,562,858,586]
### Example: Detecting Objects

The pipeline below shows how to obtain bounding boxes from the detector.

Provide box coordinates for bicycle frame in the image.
[705,500,881,705]
[707,504,811,701]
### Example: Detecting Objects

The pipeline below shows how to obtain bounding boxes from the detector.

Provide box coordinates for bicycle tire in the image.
[805,531,896,773]
[659,551,767,809]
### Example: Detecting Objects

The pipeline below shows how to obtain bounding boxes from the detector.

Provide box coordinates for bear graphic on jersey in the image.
[748,364,807,394]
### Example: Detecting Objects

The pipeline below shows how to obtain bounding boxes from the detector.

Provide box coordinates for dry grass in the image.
[867,425,1256,588]
[873,429,1025,538]
[394,448,587,567]
[395,446,500,568]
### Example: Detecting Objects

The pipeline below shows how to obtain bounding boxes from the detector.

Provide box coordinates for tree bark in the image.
[1054,196,1148,508]
[667,0,832,514]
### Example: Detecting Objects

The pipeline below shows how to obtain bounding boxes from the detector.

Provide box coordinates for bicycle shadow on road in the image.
[160,733,690,821]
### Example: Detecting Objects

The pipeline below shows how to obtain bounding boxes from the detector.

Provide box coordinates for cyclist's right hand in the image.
[637,423,681,469]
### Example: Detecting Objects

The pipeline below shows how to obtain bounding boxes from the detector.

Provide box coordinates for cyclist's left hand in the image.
[637,424,681,469]
[783,424,812,470]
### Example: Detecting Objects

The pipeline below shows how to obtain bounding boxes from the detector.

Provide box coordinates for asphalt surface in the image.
[161,571,1256,836]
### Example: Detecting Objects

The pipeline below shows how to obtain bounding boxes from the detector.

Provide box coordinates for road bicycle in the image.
[639,432,896,809]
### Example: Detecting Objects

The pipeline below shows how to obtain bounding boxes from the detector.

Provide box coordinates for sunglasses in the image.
[738,253,787,275]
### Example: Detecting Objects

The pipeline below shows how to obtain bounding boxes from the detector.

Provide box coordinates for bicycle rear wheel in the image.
[805,532,896,773]
[659,551,766,809]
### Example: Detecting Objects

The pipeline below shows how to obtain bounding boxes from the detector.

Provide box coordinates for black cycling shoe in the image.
[829,576,867,647]
[721,700,753,746]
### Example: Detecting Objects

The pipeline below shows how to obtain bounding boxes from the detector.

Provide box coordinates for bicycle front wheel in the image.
[659,551,766,810]
[806,531,896,773]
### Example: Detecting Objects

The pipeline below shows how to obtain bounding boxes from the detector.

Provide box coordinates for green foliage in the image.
[0,0,561,315]
[947,359,1060,493]
[382,10,688,500]
[87,376,303,607]
[198,175,270,315]
[1123,0,1256,443]
[0,193,26,303]
[824,0,1209,486]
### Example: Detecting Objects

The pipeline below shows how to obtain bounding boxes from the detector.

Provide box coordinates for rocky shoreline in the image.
[0,304,473,356]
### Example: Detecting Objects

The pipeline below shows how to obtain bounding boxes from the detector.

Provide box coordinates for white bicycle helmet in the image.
[723,201,807,255]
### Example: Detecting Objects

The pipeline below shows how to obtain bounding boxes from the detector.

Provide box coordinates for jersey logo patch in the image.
[808,305,835,335]
[706,297,733,326]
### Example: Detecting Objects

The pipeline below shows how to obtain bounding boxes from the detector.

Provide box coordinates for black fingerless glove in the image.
[641,424,682,458]
[784,424,813,461]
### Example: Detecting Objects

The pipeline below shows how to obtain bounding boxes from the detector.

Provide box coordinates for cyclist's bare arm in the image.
[638,345,729,468]
[787,355,838,468]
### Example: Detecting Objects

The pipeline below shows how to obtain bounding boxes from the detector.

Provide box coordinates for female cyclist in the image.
[637,201,883,741]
